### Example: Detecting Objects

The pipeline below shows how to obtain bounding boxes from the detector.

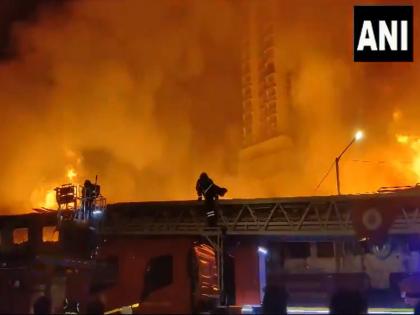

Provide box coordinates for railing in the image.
[101,191,420,237]
[55,184,106,225]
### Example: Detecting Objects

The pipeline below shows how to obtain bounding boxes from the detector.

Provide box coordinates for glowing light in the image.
[67,168,77,182]
[393,110,402,121]
[13,228,29,244]
[43,190,57,209]
[355,130,364,141]
[257,246,268,255]
[42,226,59,242]
[105,302,140,315]
[395,134,420,181]
[397,134,409,144]
[240,306,413,315]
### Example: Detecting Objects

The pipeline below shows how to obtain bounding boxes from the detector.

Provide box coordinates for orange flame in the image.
[67,168,77,182]
[396,134,420,181]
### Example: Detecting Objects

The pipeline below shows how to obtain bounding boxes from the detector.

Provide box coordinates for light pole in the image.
[335,130,364,195]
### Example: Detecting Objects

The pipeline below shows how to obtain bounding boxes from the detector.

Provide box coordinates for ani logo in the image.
[354,5,413,62]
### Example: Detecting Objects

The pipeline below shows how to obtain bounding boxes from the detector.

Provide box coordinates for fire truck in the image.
[1,184,420,313]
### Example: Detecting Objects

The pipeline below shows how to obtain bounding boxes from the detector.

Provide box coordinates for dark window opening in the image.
[284,242,310,259]
[317,242,335,258]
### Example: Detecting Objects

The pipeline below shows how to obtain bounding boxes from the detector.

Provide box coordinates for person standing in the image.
[195,173,227,227]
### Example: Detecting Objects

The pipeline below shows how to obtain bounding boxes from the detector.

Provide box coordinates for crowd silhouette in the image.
[33,287,420,314]
[260,285,420,315]
[32,296,106,315]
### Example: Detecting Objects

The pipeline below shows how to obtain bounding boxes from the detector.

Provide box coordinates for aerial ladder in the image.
[55,181,106,227]
[3,183,420,310]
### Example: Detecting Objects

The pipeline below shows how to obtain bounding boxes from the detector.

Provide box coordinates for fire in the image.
[29,150,82,210]
[397,134,409,144]
[67,168,77,182]
[393,110,402,122]
[396,134,420,181]
[43,190,57,209]
[39,167,78,209]
[3,0,420,212]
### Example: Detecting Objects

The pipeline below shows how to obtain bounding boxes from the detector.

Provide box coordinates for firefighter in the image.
[62,298,80,314]
[82,180,97,220]
[196,172,227,227]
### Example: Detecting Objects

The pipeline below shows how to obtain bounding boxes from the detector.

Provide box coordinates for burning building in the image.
[239,1,297,196]
[0,0,420,212]
[238,0,420,198]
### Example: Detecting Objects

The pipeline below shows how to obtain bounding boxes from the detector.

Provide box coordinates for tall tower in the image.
[239,1,296,195]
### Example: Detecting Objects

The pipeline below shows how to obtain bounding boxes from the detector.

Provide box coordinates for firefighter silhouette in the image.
[196,172,227,226]
[82,179,100,220]
[62,298,80,314]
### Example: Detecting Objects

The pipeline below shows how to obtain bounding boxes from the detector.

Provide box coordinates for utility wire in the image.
[314,160,335,192]
[349,159,412,164]
[314,159,412,192]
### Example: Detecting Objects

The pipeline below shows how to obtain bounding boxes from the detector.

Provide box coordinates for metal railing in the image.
[101,190,420,237]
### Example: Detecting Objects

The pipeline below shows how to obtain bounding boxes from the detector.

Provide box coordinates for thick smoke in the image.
[0,0,241,211]
[1,0,420,213]
[235,0,420,197]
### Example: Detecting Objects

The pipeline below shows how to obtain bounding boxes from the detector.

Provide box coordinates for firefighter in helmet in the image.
[82,179,100,220]
[82,180,94,211]
[196,172,227,226]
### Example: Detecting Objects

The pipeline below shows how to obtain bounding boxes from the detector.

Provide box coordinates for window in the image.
[43,226,59,242]
[316,242,335,258]
[344,240,366,255]
[284,242,310,259]
[13,228,28,245]
[264,62,275,76]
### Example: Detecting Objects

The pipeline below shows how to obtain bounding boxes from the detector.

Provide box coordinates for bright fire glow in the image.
[43,190,57,209]
[13,228,29,244]
[396,134,420,181]
[393,110,402,122]
[4,1,420,213]
[42,226,59,242]
[67,168,77,182]
[397,134,409,144]
[34,165,80,210]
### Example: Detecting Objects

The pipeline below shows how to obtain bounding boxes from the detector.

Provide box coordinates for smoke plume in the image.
[1,0,420,213]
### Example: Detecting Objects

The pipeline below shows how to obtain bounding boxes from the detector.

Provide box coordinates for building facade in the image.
[239,1,297,195]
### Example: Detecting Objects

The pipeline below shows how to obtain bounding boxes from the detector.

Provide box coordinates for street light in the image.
[257,246,268,255]
[335,130,364,195]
